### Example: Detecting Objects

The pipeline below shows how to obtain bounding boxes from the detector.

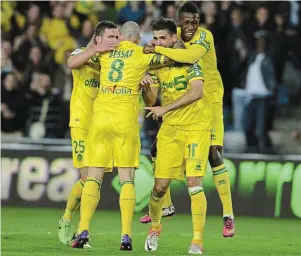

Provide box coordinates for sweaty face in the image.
[152,29,176,48]
[178,12,200,42]
[95,28,120,45]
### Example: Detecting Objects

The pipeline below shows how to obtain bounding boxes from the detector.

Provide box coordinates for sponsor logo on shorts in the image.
[77,154,83,162]
[195,164,202,171]
[211,130,216,140]
[84,78,100,88]
[100,85,132,95]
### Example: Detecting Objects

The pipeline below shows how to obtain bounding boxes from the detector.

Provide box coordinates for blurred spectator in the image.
[25,73,68,139]
[226,8,251,88]
[76,20,94,47]
[25,4,41,28]
[140,16,154,46]
[292,130,301,141]
[201,1,218,29]
[243,33,276,153]
[1,40,14,75]
[9,4,41,41]
[54,49,73,102]
[91,2,118,24]
[1,73,28,135]
[13,24,45,71]
[40,2,77,64]
[23,45,48,86]
[268,13,289,84]
[253,6,276,36]
[118,2,146,24]
[165,4,177,20]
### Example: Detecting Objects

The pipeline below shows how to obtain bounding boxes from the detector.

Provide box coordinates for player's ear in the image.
[172,34,178,43]
[95,35,102,44]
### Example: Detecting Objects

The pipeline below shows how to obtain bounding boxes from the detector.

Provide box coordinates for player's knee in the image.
[79,167,89,182]
[118,167,135,183]
[209,145,223,167]
[88,167,105,181]
[153,184,168,198]
[187,177,203,187]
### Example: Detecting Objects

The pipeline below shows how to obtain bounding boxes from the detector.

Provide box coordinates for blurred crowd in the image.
[1,1,301,152]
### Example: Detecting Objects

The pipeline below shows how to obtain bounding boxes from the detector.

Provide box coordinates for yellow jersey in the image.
[69,48,100,130]
[94,40,165,119]
[150,63,212,130]
[177,27,224,104]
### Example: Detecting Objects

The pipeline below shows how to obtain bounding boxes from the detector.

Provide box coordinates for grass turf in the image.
[1,207,301,256]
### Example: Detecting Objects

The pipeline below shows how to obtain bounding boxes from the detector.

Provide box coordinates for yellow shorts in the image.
[70,127,89,169]
[211,103,224,146]
[83,112,140,168]
[155,124,210,179]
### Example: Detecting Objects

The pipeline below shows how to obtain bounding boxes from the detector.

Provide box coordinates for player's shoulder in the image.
[195,27,213,41]
[187,63,204,76]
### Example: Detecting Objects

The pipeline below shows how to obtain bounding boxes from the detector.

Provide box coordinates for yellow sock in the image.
[149,190,165,231]
[79,177,101,232]
[119,181,136,237]
[76,189,100,235]
[189,186,207,245]
[63,179,84,220]
[212,164,234,216]
[162,187,172,208]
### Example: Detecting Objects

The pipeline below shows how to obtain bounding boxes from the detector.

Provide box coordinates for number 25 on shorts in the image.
[73,140,85,154]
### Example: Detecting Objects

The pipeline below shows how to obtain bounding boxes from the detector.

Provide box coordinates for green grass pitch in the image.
[2,207,301,256]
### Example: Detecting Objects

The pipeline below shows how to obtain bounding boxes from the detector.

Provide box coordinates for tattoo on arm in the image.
[173,40,186,49]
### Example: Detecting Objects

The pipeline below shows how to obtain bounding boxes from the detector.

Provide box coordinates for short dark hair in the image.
[95,20,117,36]
[151,17,177,35]
[178,1,199,17]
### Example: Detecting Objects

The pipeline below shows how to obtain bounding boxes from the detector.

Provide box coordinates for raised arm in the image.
[67,40,118,69]
[140,73,160,107]
[154,44,205,64]
[67,48,96,69]
[144,30,213,64]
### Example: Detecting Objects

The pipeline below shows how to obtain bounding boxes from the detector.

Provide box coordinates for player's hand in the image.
[140,74,154,88]
[143,44,155,54]
[145,106,168,120]
[92,40,119,54]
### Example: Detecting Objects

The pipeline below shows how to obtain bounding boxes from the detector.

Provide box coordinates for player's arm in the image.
[163,66,204,112]
[67,48,95,69]
[141,72,160,106]
[148,53,174,69]
[145,64,204,118]
[146,31,213,64]
[67,40,118,69]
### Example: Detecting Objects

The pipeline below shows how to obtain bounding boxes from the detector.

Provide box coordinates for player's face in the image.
[178,12,200,42]
[95,28,120,45]
[152,29,177,48]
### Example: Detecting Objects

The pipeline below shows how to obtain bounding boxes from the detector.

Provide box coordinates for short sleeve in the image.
[141,53,166,66]
[187,63,204,84]
[70,47,85,56]
[191,30,212,53]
